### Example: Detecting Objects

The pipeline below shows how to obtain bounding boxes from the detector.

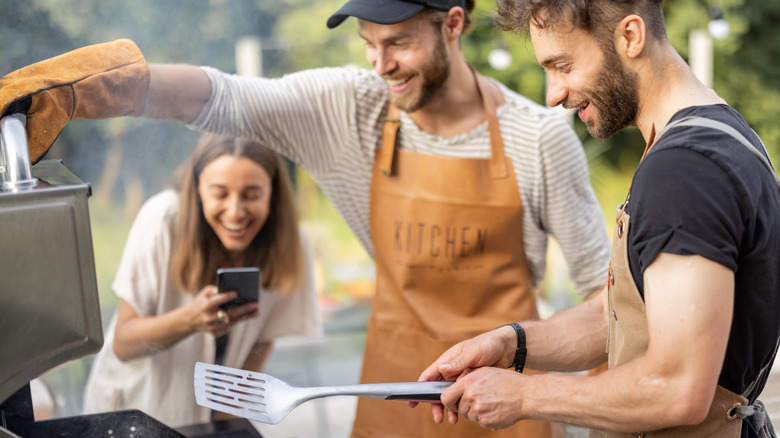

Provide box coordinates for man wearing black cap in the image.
[0,1,610,436]
[327,0,466,27]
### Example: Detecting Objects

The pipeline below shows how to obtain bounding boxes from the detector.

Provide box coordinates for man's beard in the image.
[386,36,450,113]
[582,46,640,140]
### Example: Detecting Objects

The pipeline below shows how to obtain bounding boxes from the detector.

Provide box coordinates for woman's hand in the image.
[113,287,260,362]
[187,285,260,338]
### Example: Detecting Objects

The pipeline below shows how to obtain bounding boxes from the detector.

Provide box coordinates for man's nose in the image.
[546,73,567,108]
[373,48,396,76]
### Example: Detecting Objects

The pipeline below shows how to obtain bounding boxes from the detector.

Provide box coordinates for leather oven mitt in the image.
[0,39,150,163]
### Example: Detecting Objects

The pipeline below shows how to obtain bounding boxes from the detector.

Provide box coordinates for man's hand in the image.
[418,325,516,382]
[0,39,149,163]
[441,367,527,429]
[412,325,516,422]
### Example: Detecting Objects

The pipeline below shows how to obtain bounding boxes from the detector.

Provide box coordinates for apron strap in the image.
[476,74,509,179]
[657,115,780,191]
[379,105,401,175]
[732,400,777,438]
[379,71,507,178]
[738,339,780,437]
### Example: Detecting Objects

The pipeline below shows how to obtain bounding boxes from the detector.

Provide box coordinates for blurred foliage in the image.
[2,0,778,206]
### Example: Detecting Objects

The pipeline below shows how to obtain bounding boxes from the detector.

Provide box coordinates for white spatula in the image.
[193,362,453,424]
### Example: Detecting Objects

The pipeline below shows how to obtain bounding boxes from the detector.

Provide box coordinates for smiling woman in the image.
[80,133,322,428]
[198,154,273,254]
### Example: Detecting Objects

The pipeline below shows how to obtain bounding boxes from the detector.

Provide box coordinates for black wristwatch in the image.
[499,322,527,373]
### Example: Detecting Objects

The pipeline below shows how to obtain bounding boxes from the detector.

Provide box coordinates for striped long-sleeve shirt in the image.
[188,66,610,297]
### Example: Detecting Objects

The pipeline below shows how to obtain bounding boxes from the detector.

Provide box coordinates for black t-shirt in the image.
[626,105,780,435]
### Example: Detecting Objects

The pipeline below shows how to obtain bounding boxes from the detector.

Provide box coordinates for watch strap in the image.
[497,322,526,373]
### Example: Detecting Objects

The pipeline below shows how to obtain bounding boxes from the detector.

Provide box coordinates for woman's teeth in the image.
[223,222,248,232]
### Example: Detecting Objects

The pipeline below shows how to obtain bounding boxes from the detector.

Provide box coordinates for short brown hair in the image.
[493,0,666,48]
[170,133,303,295]
[420,0,476,34]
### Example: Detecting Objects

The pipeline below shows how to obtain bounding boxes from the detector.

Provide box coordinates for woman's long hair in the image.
[170,133,303,295]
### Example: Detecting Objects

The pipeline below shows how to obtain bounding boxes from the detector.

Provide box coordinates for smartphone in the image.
[217,267,261,310]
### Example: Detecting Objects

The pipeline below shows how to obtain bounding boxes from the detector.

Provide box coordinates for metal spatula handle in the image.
[280,380,452,401]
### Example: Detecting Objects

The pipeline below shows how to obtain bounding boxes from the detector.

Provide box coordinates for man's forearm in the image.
[142,64,212,123]
[524,287,608,372]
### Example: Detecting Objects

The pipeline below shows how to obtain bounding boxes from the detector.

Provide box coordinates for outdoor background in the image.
[2,0,779,436]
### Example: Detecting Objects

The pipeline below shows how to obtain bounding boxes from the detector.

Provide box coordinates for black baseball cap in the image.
[327,0,466,29]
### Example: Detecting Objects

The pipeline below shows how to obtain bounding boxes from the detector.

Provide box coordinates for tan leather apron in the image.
[351,74,553,437]
[590,117,780,437]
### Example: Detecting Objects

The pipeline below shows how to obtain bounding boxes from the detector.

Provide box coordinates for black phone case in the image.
[217,267,260,310]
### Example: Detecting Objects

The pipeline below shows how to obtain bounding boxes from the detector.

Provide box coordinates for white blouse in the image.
[82,190,322,427]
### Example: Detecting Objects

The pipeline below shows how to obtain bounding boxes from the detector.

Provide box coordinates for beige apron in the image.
[591,117,780,437]
[351,74,553,437]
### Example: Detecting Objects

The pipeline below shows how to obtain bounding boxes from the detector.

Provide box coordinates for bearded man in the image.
[417,1,780,437]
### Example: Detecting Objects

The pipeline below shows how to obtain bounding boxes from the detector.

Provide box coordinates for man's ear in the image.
[444,7,466,41]
[617,14,646,59]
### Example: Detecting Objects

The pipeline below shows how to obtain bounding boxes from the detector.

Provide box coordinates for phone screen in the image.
[217,267,260,310]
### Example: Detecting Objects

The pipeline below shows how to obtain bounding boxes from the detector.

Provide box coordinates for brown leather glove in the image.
[0,39,150,163]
